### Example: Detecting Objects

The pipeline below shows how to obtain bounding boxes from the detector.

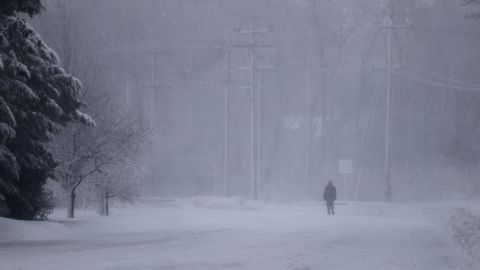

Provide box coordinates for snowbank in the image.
[0,217,68,242]
[342,201,462,224]
[183,196,264,210]
[138,196,265,210]
[340,201,480,264]
[2,196,480,264]
[449,209,480,261]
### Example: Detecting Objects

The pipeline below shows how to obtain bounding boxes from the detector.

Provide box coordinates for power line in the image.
[358,108,478,125]
[410,24,480,38]
[404,66,480,88]
[394,70,480,92]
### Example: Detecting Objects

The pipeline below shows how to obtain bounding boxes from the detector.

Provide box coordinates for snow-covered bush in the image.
[449,210,480,261]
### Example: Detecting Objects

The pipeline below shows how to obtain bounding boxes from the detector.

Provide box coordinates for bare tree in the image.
[53,79,146,218]
[34,0,147,218]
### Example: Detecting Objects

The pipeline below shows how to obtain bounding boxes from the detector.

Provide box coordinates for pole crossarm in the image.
[218,66,276,73]
[233,28,273,35]
[232,44,276,48]
[377,24,409,29]
[142,84,171,88]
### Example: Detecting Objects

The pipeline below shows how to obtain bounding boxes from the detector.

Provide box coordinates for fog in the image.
[5,0,480,269]
[30,0,480,204]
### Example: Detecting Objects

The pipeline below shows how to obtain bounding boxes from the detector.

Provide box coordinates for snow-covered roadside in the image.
[1,197,475,270]
[0,197,478,270]
[1,196,480,268]
[0,196,270,243]
[449,210,480,262]
[337,200,480,264]
[0,217,68,242]
[0,198,472,242]
[431,199,480,261]
[341,201,461,224]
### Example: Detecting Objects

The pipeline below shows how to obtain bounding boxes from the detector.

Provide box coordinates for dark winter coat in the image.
[323,183,336,202]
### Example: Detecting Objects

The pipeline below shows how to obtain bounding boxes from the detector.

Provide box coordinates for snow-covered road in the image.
[0,199,474,270]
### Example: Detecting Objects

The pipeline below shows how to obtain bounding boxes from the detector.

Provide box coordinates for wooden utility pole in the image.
[306,44,313,196]
[257,71,264,197]
[378,16,407,202]
[126,81,130,114]
[223,30,231,197]
[233,16,273,200]
[249,17,257,200]
[150,49,156,128]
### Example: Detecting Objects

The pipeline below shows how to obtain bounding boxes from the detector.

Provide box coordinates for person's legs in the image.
[331,202,335,215]
[327,201,333,215]
[325,202,330,215]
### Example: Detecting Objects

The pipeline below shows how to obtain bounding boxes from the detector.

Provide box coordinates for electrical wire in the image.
[393,70,480,92]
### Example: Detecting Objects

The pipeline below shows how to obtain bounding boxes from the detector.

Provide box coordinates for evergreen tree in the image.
[0,0,43,17]
[0,0,92,219]
[464,0,480,18]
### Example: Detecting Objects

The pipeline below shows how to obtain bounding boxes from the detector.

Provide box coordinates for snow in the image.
[183,196,264,210]
[8,59,30,80]
[0,198,477,270]
[0,122,15,142]
[12,80,39,102]
[0,217,68,242]
[44,97,63,117]
[75,109,96,127]
[446,204,480,262]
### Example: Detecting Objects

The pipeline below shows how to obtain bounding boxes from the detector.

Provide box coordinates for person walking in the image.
[323,180,337,215]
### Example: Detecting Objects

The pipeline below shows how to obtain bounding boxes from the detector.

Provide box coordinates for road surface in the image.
[0,200,474,270]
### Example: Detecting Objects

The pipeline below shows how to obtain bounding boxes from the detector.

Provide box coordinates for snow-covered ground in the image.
[0,197,476,270]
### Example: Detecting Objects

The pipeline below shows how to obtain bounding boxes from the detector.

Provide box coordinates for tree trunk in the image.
[104,191,109,216]
[100,191,109,216]
[67,189,76,218]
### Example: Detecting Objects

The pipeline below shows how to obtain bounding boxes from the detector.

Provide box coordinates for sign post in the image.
[339,159,353,201]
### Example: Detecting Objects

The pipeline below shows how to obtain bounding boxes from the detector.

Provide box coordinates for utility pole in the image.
[150,48,156,128]
[249,17,257,201]
[223,30,231,197]
[257,71,264,197]
[234,16,273,200]
[306,44,313,197]
[126,81,130,115]
[378,15,406,202]
[213,163,218,196]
